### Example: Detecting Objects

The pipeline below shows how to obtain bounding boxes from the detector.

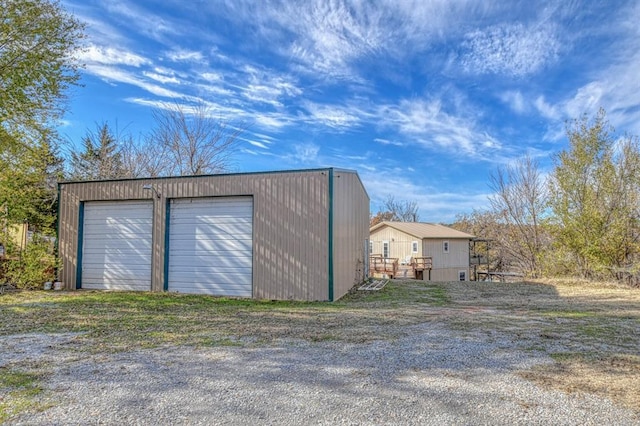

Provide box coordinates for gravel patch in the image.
[5,323,639,426]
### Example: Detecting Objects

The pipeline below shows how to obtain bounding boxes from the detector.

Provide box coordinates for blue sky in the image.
[60,0,640,223]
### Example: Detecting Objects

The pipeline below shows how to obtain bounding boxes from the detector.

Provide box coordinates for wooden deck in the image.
[370,255,399,278]
[369,256,432,280]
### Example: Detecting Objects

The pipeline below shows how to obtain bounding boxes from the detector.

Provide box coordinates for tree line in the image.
[454,109,640,285]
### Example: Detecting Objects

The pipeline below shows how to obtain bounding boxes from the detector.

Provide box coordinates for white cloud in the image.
[247,140,270,149]
[303,102,362,130]
[253,114,291,130]
[79,45,151,67]
[293,143,320,163]
[534,95,560,120]
[85,65,185,98]
[165,49,205,63]
[461,22,560,77]
[373,138,404,147]
[143,71,180,85]
[201,72,223,82]
[239,67,302,107]
[377,98,501,156]
[103,0,178,41]
[500,91,526,114]
[361,169,491,223]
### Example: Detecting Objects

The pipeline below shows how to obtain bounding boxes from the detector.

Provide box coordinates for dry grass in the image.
[427,278,640,412]
[1,278,639,414]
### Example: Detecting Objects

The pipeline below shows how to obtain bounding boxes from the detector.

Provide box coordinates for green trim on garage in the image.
[328,168,334,302]
[163,198,171,291]
[75,202,85,289]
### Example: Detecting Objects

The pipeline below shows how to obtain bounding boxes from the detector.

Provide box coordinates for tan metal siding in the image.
[58,171,330,300]
[331,170,370,300]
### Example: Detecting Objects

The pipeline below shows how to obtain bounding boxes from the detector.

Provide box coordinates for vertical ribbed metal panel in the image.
[58,170,332,300]
[331,170,370,300]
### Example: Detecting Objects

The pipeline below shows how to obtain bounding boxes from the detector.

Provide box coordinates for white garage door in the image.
[81,200,153,290]
[168,197,253,296]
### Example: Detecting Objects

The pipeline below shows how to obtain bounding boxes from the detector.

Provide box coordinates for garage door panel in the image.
[84,225,151,237]
[82,201,152,291]
[170,225,251,238]
[168,237,252,249]
[83,240,152,250]
[168,197,253,296]
[83,269,151,281]
[83,280,149,291]
[170,256,252,268]
[170,244,252,255]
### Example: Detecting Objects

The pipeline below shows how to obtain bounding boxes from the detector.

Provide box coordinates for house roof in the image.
[370,221,475,239]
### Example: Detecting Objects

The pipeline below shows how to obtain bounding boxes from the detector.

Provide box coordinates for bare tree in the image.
[380,195,420,222]
[146,102,242,176]
[120,135,170,178]
[488,155,548,277]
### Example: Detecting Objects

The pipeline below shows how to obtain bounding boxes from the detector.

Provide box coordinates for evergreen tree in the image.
[70,123,126,180]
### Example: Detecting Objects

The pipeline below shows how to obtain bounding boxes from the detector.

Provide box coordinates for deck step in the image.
[358,279,388,291]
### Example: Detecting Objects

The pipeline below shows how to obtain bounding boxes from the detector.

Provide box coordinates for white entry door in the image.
[168,197,253,296]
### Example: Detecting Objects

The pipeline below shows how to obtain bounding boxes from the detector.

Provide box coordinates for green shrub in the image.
[4,236,59,289]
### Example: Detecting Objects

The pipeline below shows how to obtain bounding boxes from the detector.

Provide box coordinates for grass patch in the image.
[0,368,49,423]
[0,284,439,351]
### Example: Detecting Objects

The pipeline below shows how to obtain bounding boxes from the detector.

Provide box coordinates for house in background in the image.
[57,168,369,301]
[369,221,475,281]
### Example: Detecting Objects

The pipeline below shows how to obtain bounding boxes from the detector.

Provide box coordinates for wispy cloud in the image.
[102,0,179,42]
[461,22,560,77]
[500,91,527,114]
[86,66,185,98]
[292,143,320,163]
[164,49,205,63]
[374,138,404,147]
[79,44,151,67]
[239,67,302,107]
[142,71,180,85]
[361,168,491,223]
[302,102,362,130]
[377,98,501,156]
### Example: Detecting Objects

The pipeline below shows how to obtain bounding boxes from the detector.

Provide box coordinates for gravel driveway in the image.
[6,322,639,425]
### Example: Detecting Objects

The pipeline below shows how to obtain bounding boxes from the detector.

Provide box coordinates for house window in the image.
[369,240,373,255]
[383,241,389,258]
[459,270,467,281]
[412,241,419,254]
[443,241,449,253]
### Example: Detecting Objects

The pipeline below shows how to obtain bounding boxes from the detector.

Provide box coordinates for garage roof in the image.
[370,221,475,239]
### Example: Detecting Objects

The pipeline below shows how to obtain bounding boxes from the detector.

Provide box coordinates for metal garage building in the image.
[57,168,369,301]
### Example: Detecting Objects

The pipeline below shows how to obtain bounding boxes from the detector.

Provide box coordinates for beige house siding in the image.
[369,228,419,262]
[331,170,370,299]
[369,224,471,282]
[58,168,368,301]
[422,238,470,281]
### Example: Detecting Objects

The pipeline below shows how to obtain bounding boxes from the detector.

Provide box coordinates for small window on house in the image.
[412,241,419,254]
[443,241,449,253]
[383,241,389,258]
[459,270,467,281]
[369,241,373,255]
